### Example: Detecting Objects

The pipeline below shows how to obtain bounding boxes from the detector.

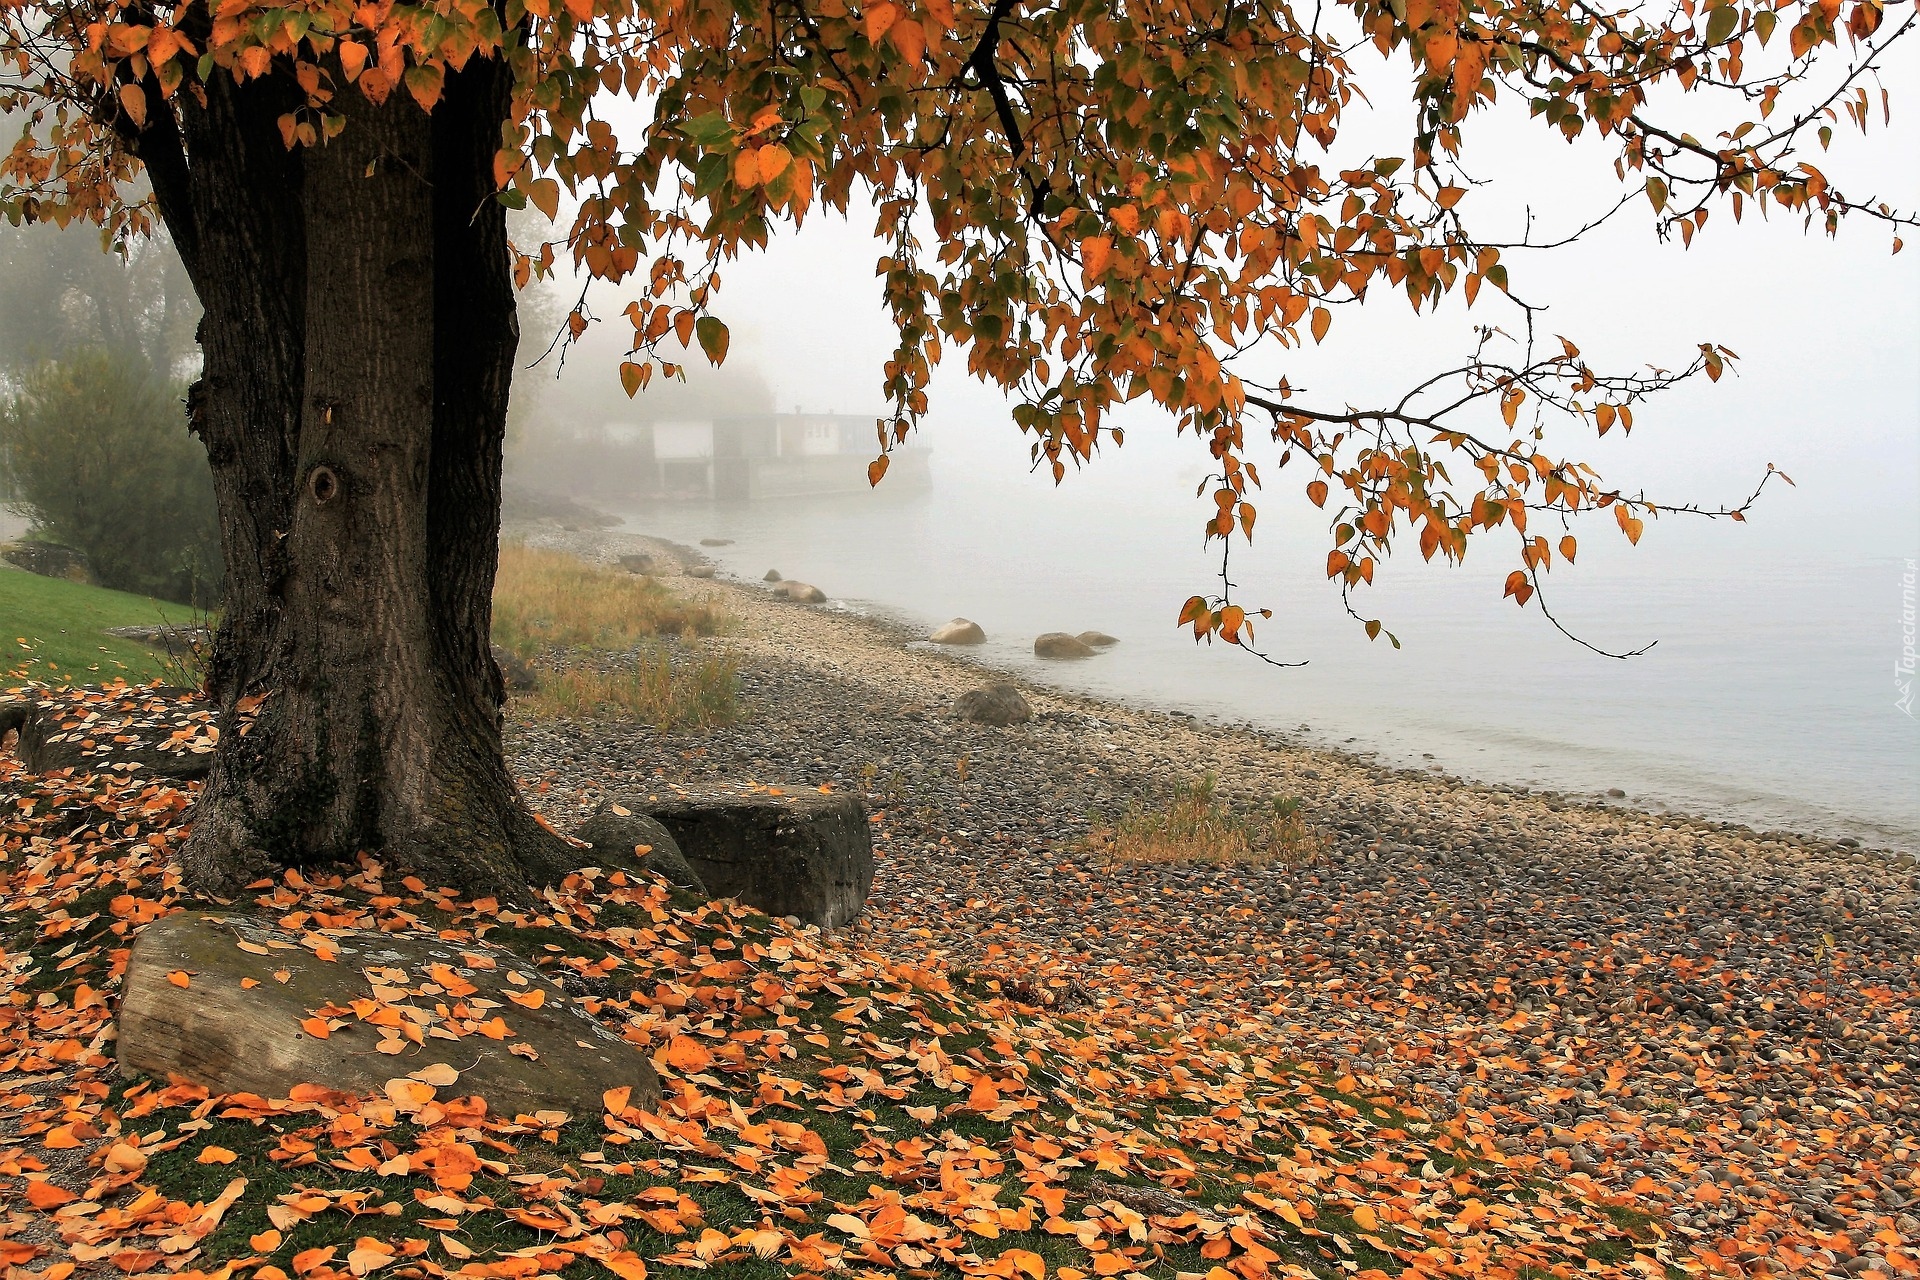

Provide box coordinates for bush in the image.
[1,352,221,607]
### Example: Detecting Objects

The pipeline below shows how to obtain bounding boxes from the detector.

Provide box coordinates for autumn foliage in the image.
[0,0,1910,647]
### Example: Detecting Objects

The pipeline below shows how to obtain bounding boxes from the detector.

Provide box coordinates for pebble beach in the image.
[505,516,1920,1272]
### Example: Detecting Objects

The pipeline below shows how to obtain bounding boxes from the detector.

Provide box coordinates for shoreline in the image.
[504,513,1911,868]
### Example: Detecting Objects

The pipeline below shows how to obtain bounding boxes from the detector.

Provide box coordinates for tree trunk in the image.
[154,62,572,901]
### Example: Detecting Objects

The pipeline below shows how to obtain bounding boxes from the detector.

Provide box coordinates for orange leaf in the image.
[889,17,927,61]
[662,1035,713,1071]
[864,1,899,40]
[168,970,192,988]
[1081,236,1113,281]
[1310,307,1332,343]
[197,1146,239,1165]
[25,1180,77,1209]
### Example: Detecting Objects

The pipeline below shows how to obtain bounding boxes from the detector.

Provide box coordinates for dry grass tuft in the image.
[493,544,737,728]
[1089,774,1325,868]
[524,645,739,731]
[492,542,726,657]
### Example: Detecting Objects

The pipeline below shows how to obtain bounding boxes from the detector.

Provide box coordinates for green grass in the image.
[0,564,201,685]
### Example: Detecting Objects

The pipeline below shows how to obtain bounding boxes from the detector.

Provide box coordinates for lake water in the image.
[610,451,1920,852]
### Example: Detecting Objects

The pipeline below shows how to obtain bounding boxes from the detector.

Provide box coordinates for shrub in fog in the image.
[1,351,221,607]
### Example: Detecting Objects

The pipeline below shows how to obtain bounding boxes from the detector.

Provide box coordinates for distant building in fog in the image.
[597,411,931,500]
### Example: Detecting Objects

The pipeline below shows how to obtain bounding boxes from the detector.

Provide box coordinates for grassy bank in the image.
[0,565,199,684]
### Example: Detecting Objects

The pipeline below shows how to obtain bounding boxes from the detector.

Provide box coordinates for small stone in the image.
[930,618,987,645]
[1607,788,1627,798]
[617,553,657,574]
[1034,632,1097,659]
[954,684,1032,727]
[1076,631,1119,647]
[763,569,782,582]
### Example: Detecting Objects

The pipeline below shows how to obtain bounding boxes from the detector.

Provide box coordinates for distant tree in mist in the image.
[0,222,198,383]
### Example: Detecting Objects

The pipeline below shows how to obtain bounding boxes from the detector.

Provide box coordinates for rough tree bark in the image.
[129,57,573,900]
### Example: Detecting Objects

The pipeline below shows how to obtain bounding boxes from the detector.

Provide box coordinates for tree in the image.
[2,350,222,605]
[0,0,1907,898]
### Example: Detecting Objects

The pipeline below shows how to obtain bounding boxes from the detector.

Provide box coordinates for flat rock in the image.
[771,580,827,604]
[572,802,708,893]
[1034,632,1097,659]
[699,538,733,547]
[930,618,987,645]
[118,912,660,1118]
[955,683,1032,726]
[629,786,873,929]
[1076,631,1119,648]
[1,686,217,780]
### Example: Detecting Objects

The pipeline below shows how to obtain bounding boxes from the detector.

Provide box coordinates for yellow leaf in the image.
[1353,1204,1378,1232]
[755,143,792,185]
[409,1063,460,1087]
[119,83,147,128]
[527,177,561,221]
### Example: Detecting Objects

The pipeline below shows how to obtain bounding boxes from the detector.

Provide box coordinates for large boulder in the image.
[118,913,659,1118]
[1,687,216,780]
[1076,631,1119,648]
[929,618,987,645]
[572,802,708,894]
[617,553,659,574]
[1034,632,1097,660]
[954,684,1032,727]
[684,564,716,579]
[763,569,783,582]
[770,580,827,604]
[628,787,872,929]
[699,538,733,547]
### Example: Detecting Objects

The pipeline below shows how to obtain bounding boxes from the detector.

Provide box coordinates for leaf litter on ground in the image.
[0,684,1911,1280]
